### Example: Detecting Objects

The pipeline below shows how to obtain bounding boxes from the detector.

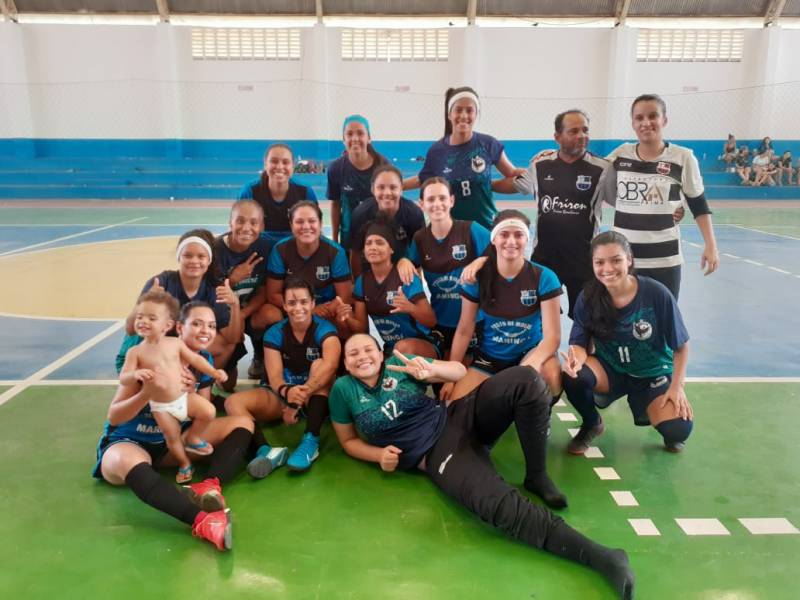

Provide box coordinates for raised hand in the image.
[333,296,353,323]
[386,349,433,381]
[389,286,414,315]
[559,346,582,378]
[150,277,164,293]
[215,278,238,307]
[229,252,264,285]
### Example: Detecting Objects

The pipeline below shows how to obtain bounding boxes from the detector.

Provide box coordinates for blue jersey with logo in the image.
[329,355,446,470]
[461,260,562,362]
[327,153,383,249]
[141,270,231,330]
[213,233,271,308]
[418,132,504,229]
[407,220,490,328]
[267,236,350,304]
[354,267,429,352]
[263,316,337,385]
[570,276,689,378]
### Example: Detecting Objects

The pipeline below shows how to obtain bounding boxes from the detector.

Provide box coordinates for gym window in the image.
[636,29,744,62]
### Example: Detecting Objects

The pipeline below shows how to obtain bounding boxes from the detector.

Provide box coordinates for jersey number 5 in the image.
[381,399,404,421]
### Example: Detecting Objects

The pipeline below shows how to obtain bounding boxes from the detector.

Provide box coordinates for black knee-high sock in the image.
[125,463,201,525]
[305,395,329,436]
[562,365,601,427]
[544,520,635,600]
[248,423,270,456]
[206,427,251,484]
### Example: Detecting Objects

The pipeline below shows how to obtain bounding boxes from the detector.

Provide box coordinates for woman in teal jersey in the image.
[561,231,693,454]
[404,86,523,229]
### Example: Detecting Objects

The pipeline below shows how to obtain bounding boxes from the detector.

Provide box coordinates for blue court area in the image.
[1,205,799,382]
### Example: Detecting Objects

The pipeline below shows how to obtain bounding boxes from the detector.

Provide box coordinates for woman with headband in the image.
[404,86,523,229]
[443,210,563,406]
[238,142,317,255]
[337,214,437,358]
[117,229,242,380]
[327,114,387,250]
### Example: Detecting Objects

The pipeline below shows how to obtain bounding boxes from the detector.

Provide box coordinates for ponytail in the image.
[583,231,636,339]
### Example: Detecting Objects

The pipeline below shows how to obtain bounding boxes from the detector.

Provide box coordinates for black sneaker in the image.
[247,359,264,379]
[567,418,605,455]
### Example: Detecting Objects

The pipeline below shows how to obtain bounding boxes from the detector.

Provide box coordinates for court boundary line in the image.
[726,223,800,242]
[0,311,118,322]
[0,217,149,259]
[0,320,124,407]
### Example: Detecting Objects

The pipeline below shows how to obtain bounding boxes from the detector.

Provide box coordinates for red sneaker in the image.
[181,477,226,511]
[192,509,232,551]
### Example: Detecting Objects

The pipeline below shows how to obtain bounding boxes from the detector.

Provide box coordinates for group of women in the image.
[92,87,721,600]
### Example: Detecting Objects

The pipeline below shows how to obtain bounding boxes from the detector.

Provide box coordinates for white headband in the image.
[491,219,530,243]
[176,236,213,262]
[447,91,480,115]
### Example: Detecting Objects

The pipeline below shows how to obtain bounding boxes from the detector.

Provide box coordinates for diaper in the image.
[149,392,189,422]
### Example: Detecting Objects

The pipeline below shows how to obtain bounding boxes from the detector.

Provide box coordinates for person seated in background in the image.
[721,134,737,169]
[751,150,776,187]
[777,151,794,186]
[735,146,751,185]
[756,136,773,156]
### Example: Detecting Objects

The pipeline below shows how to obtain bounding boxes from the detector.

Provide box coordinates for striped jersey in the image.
[605,143,704,269]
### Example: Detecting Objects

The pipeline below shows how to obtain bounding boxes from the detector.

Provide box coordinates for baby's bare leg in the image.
[152,409,191,469]
[184,392,216,446]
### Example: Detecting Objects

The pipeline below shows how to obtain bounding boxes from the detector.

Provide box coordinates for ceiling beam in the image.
[764,0,787,27]
[316,0,324,24]
[614,0,632,26]
[1,0,18,23]
[155,0,170,23]
[467,0,477,25]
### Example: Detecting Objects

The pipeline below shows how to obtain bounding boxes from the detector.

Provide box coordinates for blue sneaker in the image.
[286,433,320,472]
[246,444,288,479]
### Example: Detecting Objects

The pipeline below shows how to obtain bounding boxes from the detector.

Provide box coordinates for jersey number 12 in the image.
[381,399,404,421]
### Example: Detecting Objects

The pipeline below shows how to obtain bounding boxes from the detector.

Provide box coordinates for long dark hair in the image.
[582,231,635,339]
[477,209,530,309]
[177,228,221,285]
[444,86,479,137]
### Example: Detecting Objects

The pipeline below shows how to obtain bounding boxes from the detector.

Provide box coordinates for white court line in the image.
[0,217,148,259]
[556,412,578,422]
[675,518,730,536]
[584,446,604,458]
[0,311,117,322]
[629,519,661,536]
[0,320,124,407]
[743,259,764,266]
[722,252,740,259]
[594,467,621,481]
[610,491,639,507]
[738,518,799,535]
[728,223,800,242]
[769,266,792,275]
[686,377,800,383]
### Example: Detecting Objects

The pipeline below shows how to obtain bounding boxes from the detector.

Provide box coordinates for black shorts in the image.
[429,323,480,358]
[469,349,520,376]
[92,436,170,479]
[593,356,672,426]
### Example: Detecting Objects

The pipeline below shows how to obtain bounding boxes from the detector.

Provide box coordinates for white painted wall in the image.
[1,22,798,141]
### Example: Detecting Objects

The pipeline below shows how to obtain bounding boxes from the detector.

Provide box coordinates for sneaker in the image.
[246,445,288,479]
[286,432,320,472]
[567,418,605,455]
[192,509,232,551]
[247,359,264,379]
[664,441,686,453]
[181,477,226,511]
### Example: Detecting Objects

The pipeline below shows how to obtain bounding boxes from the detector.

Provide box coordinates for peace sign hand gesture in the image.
[386,349,433,381]
[229,252,264,285]
[559,345,584,378]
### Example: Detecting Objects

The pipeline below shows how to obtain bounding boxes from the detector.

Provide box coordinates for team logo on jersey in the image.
[657,162,671,175]
[306,347,321,361]
[576,175,592,191]
[490,321,531,339]
[452,244,467,260]
[343,184,354,192]
[386,290,398,306]
[375,318,400,338]
[650,375,669,389]
[520,289,538,307]
[381,376,398,391]
[316,265,330,281]
[443,167,453,175]
[471,156,486,174]
[544,174,554,182]
[433,275,460,293]
[540,196,554,214]
[633,319,653,341]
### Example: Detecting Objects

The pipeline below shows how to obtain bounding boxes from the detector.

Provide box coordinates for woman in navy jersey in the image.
[561,231,693,454]
[265,201,352,330]
[327,115,387,250]
[213,199,282,381]
[238,143,317,253]
[117,229,241,376]
[402,177,490,358]
[337,215,437,358]
[444,210,562,401]
[225,277,341,477]
[403,86,523,229]
[95,301,254,552]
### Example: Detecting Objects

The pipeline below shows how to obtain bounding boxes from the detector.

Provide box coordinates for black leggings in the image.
[424,366,560,547]
[637,265,681,300]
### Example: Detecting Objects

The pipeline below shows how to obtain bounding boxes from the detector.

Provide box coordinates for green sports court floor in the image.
[1,201,799,599]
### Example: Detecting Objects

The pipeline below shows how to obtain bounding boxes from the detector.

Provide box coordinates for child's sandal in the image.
[185,440,214,457]
[176,465,195,484]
